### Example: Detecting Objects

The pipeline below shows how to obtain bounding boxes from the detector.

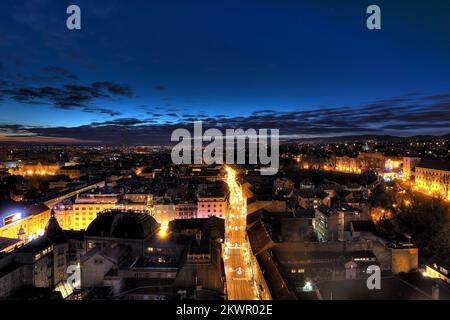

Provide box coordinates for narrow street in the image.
[223,166,260,300]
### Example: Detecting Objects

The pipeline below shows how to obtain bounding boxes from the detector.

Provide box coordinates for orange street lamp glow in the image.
[158,221,169,238]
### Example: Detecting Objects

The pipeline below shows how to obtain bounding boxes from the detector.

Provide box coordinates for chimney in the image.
[432,283,440,300]
[196,231,202,245]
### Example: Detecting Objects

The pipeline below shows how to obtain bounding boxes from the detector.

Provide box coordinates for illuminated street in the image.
[224,166,260,300]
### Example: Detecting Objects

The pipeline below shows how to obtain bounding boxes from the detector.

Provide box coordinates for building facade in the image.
[54,193,117,230]
[0,204,50,241]
[403,157,421,180]
[415,160,450,199]
[197,195,227,219]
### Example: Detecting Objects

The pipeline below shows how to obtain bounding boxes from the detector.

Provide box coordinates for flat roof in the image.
[416,159,450,172]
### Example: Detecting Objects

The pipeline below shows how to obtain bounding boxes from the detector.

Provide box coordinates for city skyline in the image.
[1,0,450,145]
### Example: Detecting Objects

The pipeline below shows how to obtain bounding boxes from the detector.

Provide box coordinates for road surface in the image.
[224,166,260,300]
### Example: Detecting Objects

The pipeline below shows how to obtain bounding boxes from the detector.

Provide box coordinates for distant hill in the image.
[285,133,450,144]
[1,133,449,146]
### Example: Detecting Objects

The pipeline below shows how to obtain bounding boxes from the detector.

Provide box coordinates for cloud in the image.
[40,66,78,81]
[92,81,133,97]
[90,118,155,126]
[154,85,167,91]
[82,106,122,117]
[1,90,450,145]
[0,80,133,116]
[251,109,276,115]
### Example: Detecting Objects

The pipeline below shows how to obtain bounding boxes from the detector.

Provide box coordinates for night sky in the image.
[1,0,450,144]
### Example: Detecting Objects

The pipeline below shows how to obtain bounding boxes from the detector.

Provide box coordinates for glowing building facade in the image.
[415,160,450,199]
[335,156,360,173]
[54,193,118,230]
[335,152,402,176]
[0,204,51,242]
[403,157,422,180]
[8,163,60,176]
[197,194,227,219]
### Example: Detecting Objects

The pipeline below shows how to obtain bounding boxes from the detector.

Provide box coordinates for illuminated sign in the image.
[3,212,22,226]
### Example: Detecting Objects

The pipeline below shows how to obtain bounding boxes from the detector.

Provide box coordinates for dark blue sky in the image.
[1,0,450,144]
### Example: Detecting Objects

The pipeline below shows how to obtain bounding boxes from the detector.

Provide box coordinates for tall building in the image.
[314,205,339,242]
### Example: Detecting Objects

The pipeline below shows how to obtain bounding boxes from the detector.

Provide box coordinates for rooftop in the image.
[317,272,450,300]
[0,237,21,252]
[350,220,376,232]
[316,205,336,217]
[297,189,329,199]
[247,219,274,255]
[86,210,159,239]
[416,159,450,172]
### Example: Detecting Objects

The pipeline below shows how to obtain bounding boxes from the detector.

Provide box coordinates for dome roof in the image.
[86,211,159,239]
[45,209,64,239]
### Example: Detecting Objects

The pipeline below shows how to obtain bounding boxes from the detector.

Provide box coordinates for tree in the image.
[370,182,392,208]
[394,197,450,264]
